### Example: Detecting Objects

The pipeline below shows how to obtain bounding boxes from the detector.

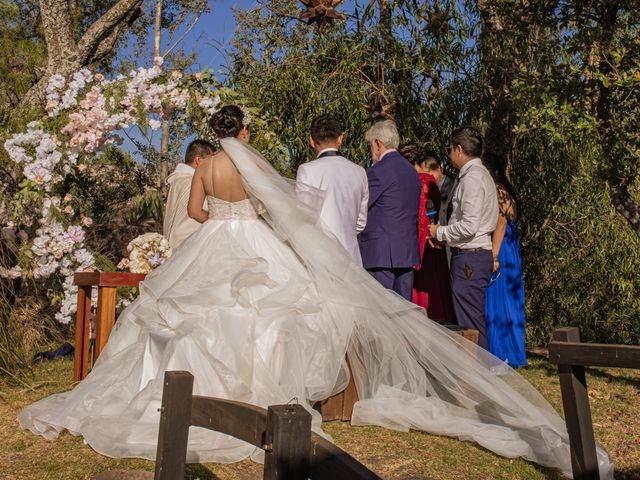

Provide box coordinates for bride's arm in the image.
[188,168,208,223]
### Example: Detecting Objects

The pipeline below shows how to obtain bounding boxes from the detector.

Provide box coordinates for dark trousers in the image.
[450,250,492,349]
[367,267,414,301]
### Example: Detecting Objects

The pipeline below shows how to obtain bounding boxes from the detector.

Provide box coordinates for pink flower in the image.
[64,205,74,215]
[81,216,93,227]
[117,258,130,270]
[195,73,203,81]
[95,73,105,82]
[63,193,73,202]
[78,164,87,172]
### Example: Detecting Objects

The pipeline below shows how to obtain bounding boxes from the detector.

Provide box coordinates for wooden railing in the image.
[155,371,384,480]
[548,327,640,480]
[73,271,146,380]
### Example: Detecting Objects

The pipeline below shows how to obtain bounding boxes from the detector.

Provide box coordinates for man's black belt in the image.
[450,247,491,256]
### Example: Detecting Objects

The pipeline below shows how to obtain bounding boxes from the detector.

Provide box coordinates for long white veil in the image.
[220,137,613,479]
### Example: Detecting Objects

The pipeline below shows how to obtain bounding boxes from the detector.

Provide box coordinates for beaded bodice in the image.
[207,196,260,220]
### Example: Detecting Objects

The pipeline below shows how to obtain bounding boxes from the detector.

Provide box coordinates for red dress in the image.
[412,172,454,322]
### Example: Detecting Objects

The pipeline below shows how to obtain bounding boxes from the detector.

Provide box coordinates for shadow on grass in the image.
[185,464,220,480]
[525,350,640,390]
[530,462,565,480]
[615,468,640,480]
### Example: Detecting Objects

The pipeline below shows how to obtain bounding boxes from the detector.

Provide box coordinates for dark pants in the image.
[367,267,414,301]
[450,250,492,349]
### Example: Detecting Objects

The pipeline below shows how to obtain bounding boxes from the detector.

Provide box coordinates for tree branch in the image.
[77,0,144,65]
[90,6,142,64]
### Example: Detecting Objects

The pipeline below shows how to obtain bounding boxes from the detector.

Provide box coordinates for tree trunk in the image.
[476,0,514,159]
[153,0,170,196]
[594,2,640,238]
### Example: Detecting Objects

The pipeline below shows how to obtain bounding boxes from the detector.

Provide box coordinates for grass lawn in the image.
[0,354,638,479]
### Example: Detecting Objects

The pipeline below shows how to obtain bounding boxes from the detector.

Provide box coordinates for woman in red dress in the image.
[399,145,454,323]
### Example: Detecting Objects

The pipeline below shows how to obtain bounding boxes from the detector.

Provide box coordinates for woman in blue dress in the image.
[483,153,527,367]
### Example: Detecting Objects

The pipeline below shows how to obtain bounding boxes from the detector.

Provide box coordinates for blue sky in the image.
[179,0,257,73]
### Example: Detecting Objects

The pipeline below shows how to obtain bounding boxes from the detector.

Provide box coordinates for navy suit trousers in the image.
[450,250,492,349]
[367,267,414,301]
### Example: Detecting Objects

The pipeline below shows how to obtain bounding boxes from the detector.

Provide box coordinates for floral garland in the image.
[0,58,249,324]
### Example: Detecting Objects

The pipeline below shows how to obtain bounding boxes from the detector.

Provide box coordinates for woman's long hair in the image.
[482,152,517,202]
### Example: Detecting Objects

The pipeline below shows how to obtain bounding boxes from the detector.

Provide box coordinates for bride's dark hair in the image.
[210,105,245,138]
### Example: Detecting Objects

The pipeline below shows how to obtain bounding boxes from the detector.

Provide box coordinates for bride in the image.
[19,106,612,478]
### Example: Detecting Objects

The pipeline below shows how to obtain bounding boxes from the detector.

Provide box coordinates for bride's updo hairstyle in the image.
[211,105,245,138]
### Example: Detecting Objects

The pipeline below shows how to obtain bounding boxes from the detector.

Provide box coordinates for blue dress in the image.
[485,198,527,367]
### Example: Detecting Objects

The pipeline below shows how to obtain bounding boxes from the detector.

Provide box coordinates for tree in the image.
[228,0,477,172]
[17,0,143,111]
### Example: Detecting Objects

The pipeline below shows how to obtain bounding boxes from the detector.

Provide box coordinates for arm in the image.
[295,164,309,194]
[356,172,369,233]
[187,166,208,223]
[491,184,515,270]
[491,214,507,271]
[366,167,384,208]
[436,174,484,243]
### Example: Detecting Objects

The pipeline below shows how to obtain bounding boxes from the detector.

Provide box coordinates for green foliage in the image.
[513,135,640,345]
[228,0,478,173]
[0,0,45,124]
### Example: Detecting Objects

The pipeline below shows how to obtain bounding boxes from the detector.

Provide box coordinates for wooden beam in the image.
[74,271,147,287]
[155,371,194,480]
[190,396,267,448]
[94,286,117,361]
[73,285,92,381]
[549,341,640,369]
[264,404,311,480]
[552,328,600,480]
[310,432,383,479]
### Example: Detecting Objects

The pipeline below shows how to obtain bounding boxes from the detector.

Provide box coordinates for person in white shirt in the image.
[296,114,369,265]
[428,127,498,349]
[163,140,214,250]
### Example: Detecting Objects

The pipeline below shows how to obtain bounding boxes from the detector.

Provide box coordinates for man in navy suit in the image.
[359,120,421,300]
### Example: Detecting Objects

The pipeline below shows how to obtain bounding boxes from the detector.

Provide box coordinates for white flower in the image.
[0,265,22,279]
[198,95,221,115]
[149,119,162,130]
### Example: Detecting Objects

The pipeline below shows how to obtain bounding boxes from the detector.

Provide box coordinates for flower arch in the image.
[2,58,285,324]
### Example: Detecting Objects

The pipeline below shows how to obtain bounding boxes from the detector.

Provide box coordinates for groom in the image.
[295,114,369,265]
[163,139,214,250]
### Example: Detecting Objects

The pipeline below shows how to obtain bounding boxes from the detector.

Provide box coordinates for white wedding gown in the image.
[19,138,613,478]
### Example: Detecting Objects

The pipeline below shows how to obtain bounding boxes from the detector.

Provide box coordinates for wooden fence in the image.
[154,371,384,480]
[548,327,640,480]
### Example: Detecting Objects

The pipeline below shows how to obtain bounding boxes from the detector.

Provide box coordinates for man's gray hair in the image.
[365,120,400,149]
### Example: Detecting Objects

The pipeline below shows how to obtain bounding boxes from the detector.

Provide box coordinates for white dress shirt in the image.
[163,163,203,250]
[296,151,369,264]
[436,158,498,249]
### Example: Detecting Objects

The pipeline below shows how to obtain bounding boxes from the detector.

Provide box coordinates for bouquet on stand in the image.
[117,232,172,274]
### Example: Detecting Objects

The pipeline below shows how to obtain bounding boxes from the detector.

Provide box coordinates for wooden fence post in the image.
[264,404,311,480]
[154,371,194,480]
[553,327,599,480]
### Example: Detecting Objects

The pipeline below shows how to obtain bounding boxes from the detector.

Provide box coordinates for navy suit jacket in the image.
[359,150,421,269]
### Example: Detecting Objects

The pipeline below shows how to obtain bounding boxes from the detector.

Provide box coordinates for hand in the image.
[493,257,500,272]
[427,223,439,239]
[428,238,442,249]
